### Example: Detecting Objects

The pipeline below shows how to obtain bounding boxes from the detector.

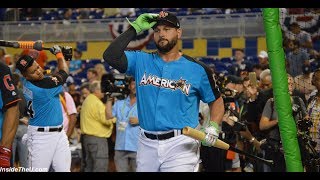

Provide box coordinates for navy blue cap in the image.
[153,12,180,29]
[16,55,34,73]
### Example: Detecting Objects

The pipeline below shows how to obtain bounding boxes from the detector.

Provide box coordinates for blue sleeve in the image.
[47,85,63,98]
[124,51,138,76]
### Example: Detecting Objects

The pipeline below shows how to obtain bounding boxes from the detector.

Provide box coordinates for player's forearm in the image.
[0,105,19,147]
[103,27,136,73]
[209,96,224,125]
[56,55,69,74]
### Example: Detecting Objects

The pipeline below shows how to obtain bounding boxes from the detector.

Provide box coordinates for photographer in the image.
[259,74,308,172]
[106,77,139,172]
[305,69,320,171]
[308,69,320,155]
[201,75,259,172]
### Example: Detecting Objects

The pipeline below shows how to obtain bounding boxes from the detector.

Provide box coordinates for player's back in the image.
[22,77,63,127]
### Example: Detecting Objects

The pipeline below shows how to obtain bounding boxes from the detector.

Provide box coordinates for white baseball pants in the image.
[136,129,201,172]
[26,125,71,172]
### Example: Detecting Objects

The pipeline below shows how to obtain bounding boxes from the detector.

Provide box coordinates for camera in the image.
[221,88,238,104]
[233,121,247,132]
[297,119,313,132]
[101,73,130,100]
[260,138,283,153]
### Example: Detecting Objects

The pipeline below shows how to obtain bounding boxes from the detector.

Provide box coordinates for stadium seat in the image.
[220,57,232,64]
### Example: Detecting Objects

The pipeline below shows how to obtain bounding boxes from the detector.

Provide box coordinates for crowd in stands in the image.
[0,8,264,22]
[2,8,320,23]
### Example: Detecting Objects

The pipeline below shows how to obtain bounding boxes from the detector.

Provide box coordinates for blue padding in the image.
[245,47,257,57]
[207,48,218,56]
[207,40,219,48]
[245,38,257,48]
[182,40,194,49]
[220,39,231,48]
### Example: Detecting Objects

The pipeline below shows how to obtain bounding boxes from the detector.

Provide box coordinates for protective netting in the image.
[278,8,320,172]
[280,8,320,101]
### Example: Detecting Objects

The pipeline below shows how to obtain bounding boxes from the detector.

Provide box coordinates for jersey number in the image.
[27,101,35,118]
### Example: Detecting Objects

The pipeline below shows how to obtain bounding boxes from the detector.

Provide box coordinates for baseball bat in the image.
[182,126,274,166]
[0,40,52,51]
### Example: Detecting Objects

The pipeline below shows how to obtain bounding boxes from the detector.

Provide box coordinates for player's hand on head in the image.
[0,146,12,168]
[50,45,62,55]
[201,121,220,147]
[126,13,158,34]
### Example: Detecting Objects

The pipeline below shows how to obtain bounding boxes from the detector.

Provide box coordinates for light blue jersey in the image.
[112,96,139,152]
[21,76,64,126]
[125,51,220,131]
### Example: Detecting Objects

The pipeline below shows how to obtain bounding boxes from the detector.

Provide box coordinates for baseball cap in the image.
[258,50,268,58]
[153,12,180,29]
[16,55,34,73]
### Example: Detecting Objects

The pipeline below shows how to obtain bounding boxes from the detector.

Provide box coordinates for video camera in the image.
[297,119,313,132]
[101,73,130,100]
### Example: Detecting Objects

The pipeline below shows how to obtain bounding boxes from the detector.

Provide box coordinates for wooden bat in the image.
[0,40,52,51]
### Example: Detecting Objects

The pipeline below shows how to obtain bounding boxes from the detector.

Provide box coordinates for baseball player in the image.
[0,61,21,168]
[15,45,71,172]
[103,11,225,172]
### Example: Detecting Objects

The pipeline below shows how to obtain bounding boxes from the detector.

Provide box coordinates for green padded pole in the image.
[262,8,303,172]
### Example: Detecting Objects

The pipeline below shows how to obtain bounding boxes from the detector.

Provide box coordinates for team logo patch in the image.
[139,72,191,95]
[20,59,28,67]
[12,91,16,96]
[51,77,59,85]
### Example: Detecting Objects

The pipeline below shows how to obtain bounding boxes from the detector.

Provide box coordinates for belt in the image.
[144,129,182,140]
[37,126,63,132]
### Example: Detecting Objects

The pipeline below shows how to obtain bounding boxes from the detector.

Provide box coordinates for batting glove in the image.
[49,45,62,55]
[126,13,158,34]
[0,145,12,168]
[61,46,73,61]
[201,121,220,147]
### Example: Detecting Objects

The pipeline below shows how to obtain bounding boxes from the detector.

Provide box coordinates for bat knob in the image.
[12,42,20,48]
[33,41,43,51]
